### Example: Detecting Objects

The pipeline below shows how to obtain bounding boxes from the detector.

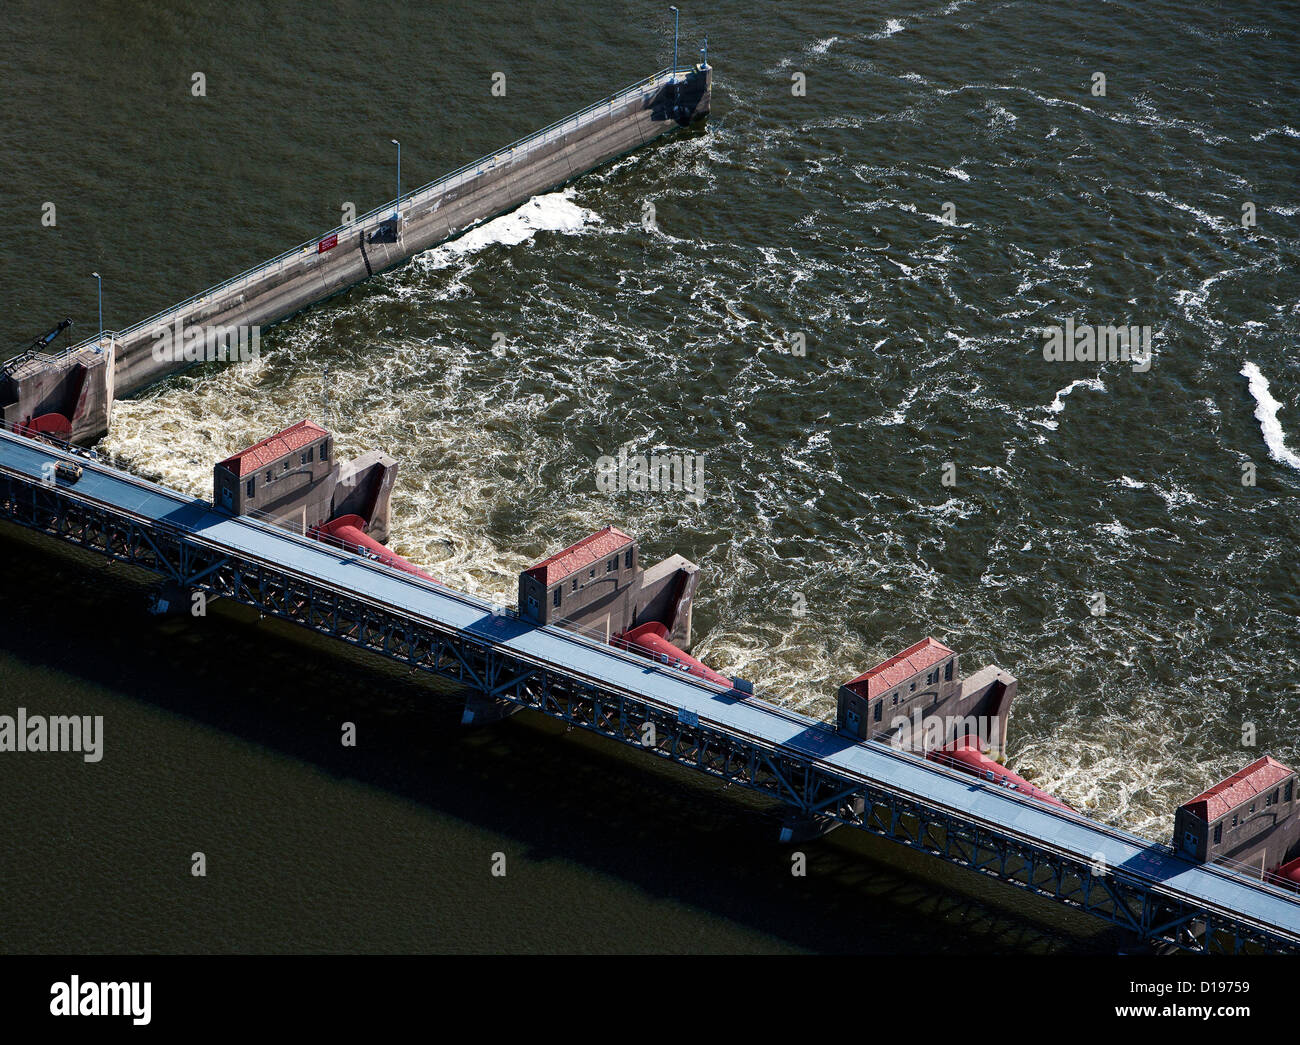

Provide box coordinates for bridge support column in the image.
[778,799,862,844]
[460,692,522,726]
[146,581,204,616]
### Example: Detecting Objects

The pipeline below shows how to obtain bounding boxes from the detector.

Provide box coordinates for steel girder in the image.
[1,469,1297,955]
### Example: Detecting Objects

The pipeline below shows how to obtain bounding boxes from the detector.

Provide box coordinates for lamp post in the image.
[670,6,679,76]
[92,271,103,348]
[391,138,401,223]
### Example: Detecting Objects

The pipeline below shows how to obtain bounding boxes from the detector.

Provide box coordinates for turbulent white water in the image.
[415,189,601,270]
[1038,378,1106,429]
[870,19,907,40]
[92,6,1300,848]
[1240,362,1300,471]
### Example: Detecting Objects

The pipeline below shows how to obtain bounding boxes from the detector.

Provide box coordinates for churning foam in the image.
[416,189,600,270]
[1048,378,1105,414]
[1241,361,1300,470]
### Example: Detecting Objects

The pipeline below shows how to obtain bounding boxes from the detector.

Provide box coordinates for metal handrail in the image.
[41,66,691,365]
[1,417,724,681]
[866,721,1300,897]
[4,417,1298,920]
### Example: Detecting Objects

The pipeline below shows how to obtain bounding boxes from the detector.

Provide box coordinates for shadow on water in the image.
[0,522,1124,953]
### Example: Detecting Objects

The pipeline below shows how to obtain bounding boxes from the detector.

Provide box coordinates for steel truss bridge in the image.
[2,426,1298,954]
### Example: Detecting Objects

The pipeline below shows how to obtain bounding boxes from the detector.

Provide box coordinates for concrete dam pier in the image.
[0,64,711,445]
[5,418,1300,954]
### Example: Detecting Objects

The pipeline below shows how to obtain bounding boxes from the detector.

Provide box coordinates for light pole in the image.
[92,272,103,347]
[670,6,679,76]
[391,139,401,223]
[701,36,708,68]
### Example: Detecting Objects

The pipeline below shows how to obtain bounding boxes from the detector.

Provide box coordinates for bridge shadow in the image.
[158,499,219,532]
[0,523,1123,954]
[463,610,534,642]
[1113,846,1197,884]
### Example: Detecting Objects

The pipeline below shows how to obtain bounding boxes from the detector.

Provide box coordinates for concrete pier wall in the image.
[633,553,699,648]
[333,449,399,543]
[4,65,710,444]
[0,341,115,444]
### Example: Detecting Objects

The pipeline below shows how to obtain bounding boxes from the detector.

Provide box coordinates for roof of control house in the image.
[844,637,955,699]
[1182,756,1295,823]
[523,525,634,586]
[216,420,329,478]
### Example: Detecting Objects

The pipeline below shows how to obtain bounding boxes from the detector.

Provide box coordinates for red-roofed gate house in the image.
[836,638,1017,753]
[213,420,336,530]
[1174,756,1299,874]
[519,526,699,647]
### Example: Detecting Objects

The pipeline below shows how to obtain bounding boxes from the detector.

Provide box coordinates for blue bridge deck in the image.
[2,426,1298,951]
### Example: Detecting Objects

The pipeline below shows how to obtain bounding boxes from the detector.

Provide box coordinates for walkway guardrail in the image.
[9,414,1298,908]
[867,721,1300,900]
[43,66,690,365]
[2,421,1298,952]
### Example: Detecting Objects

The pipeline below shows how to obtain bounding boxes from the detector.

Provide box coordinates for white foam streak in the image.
[870,19,906,40]
[1048,378,1105,414]
[1241,362,1300,470]
[414,189,600,271]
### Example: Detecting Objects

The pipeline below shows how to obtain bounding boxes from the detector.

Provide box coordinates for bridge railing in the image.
[865,721,1300,898]
[7,422,714,680]
[12,419,1296,909]
[38,66,690,366]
